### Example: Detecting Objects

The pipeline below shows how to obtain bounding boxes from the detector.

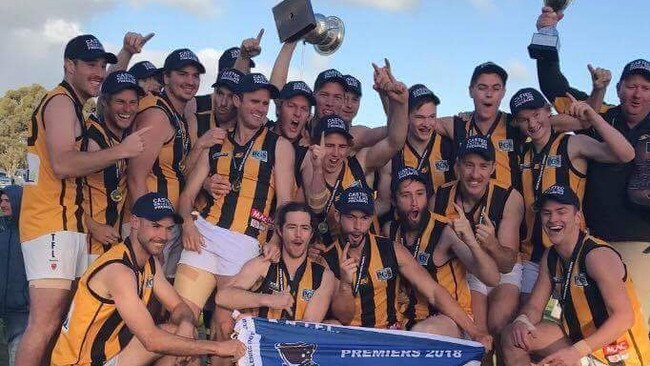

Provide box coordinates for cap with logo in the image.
[131,192,183,224]
[238,73,279,98]
[164,48,206,74]
[509,87,548,116]
[619,59,650,82]
[470,62,508,86]
[313,115,353,141]
[279,81,316,105]
[335,186,375,215]
[343,75,362,97]
[458,135,495,162]
[128,61,163,81]
[314,69,348,92]
[537,184,580,209]
[64,34,117,64]
[408,84,440,112]
[391,166,429,193]
[101,71,145,96]
[211,68,244,91]
[218,47,255,73]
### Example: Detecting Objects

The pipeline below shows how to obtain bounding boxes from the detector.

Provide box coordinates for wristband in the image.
[513,314,536,332]
[572,340,592,357]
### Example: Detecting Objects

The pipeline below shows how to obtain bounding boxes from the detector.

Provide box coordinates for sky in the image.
[1,0,648,127]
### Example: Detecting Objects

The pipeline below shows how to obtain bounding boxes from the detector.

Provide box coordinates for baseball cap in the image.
[344,74,362,97]
[619,59,650,82]
[64,34,117,64]
[313,115,354,141]
[509,88,548,116]
[314,69,348,92]
[237,73,279,98]
[391,166,429,193]
[470,62,508,86]
[128,61,163,81]
[408,84,441,111]
[164,48,206,74]
[335,186,375,215]
[537,184,580,209]
[458,135,495,162]
[131,192,183,224]
[211,68,244,91]
[279,81,316,105]
[218,47,255,72]
[101,71,145,96]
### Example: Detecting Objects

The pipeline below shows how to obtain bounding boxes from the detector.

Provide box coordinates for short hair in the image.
[275,201,316,231]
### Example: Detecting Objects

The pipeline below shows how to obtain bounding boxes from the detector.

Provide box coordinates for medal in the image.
[178,162,186,172]
[231,179,241,192]
[317,221,329,234]
[110,189,123,202]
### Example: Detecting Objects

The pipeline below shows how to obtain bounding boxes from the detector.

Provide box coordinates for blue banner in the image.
[235,317,484,365]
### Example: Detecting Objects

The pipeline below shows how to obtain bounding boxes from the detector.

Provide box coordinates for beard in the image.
[397,208,427,232]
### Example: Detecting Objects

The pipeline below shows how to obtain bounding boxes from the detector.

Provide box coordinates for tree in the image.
[0,84,96,177]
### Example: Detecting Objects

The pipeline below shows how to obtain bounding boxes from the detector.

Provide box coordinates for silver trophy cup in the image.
[528,0,574,61]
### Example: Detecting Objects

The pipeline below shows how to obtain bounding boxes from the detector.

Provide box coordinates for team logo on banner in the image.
[275,342,319,366]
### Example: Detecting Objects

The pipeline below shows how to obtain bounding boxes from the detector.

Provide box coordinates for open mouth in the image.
[546,224,563,234]
[116,113,132,122]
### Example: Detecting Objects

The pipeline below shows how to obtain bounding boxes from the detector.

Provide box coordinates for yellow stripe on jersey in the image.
[51,239,156,366]
[21,81,86,242]
[257,258,325,321]
[547,234,650,365]
[389,210,471,328]
[520,133,586,263]
[201,127,278,243]
[138,92,190,208]
[83,115,127,257]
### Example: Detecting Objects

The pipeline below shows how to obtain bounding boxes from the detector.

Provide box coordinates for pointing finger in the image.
[320,132,325,147]
[452,202,466,219]
[256,28,265,42]
[143,32,155,43]
[342,241,350,260]
[565,92,578,103]
[587,63,596,76]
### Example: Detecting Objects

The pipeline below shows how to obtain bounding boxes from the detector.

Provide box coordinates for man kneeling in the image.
[52,193,244,366]
[502,185,650,366]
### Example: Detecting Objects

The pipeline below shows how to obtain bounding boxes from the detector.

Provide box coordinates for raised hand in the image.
[565,92,598,123]
[122,32,155,55]
[119,126,151,158]
[588,64,612,91]
[536,6,564,31]
[475,208,498,249]
[339,242,359,287]
[240,29,264,60]
[451,202,474,244]
[309,133,326,170]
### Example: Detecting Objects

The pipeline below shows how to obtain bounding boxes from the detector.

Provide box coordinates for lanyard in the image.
[530,133,557,201]
[323,167,346,215]
[352,238,369,296]
[161,92,191,157]
[469,112,501,139]
[558,233,585,305]
[230,128,263,179]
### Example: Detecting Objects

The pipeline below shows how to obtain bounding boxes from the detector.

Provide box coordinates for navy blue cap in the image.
[164,49,206,74]
[218,47,255,72]
[335,186,375,215]
[458,135,495,162]
[510,88,548,116]
[620,59,650,82]
[211,68,244,90]
[238,73,279,98]
[391,166,429,193]
[408,84,440,111]
[101,71,145,96]
[64,34,117,64]
[128,61,163,81]
[132,192,183,224]
[538,184,580,209]
[279,81,316,105]
[471,62,508,86]
[314,69,348,92]
[344,74,362,97]
[313,115,353,141]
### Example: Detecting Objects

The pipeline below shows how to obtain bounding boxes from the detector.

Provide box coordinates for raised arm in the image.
[107,32,154,74]
[270,41,298,91]
[233,29,263,74]
[302,135,328,214]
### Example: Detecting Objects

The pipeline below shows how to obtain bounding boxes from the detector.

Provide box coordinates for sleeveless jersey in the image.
[324,234,400,329]
[52,239,156,365]
[138,92,191,208]
[200,127,278,243]
[388,211,471,329]
[257,257,325,321]
[453,111,523,190]
[392,134,456,192]
[83,115,128,257]
[547,234,650,365]
[21,81,86,242]
[520,133,586,263]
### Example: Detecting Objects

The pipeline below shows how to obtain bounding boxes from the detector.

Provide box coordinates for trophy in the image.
[527,0,574,61]
[273,0,345,55]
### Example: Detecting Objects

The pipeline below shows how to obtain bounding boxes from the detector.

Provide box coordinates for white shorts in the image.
[21,231,88,281]
[178,216,260,276]
[521,260,540,294]
[467,262,523,295]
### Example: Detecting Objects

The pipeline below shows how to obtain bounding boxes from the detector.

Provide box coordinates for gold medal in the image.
[178,162,186,172]
[317,221,329,234]
[231,179,241,192]
[110,189,123,202]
